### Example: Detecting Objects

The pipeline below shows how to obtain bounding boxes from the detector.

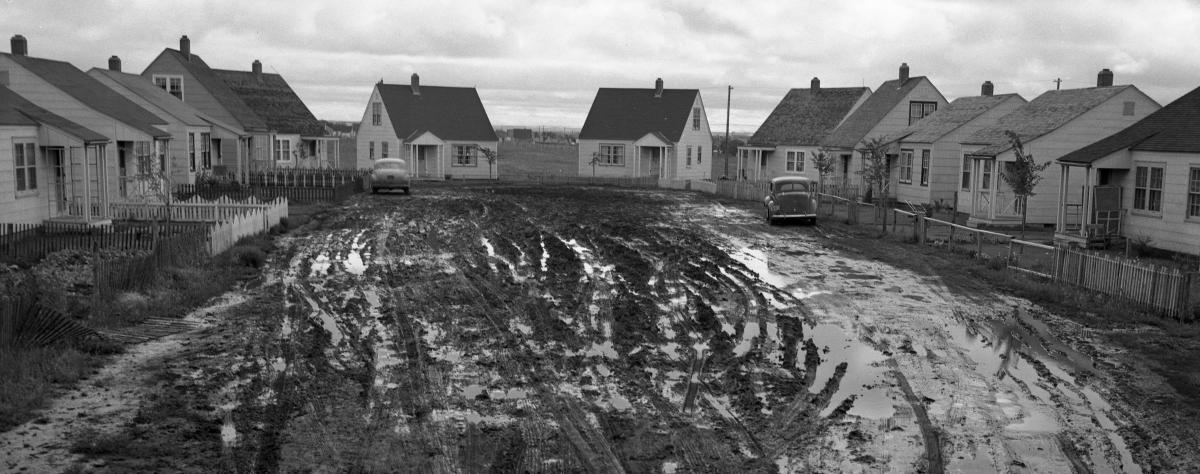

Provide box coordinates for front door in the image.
[117,142,129,198]
[972,159,993,217]
[47,148,66,215]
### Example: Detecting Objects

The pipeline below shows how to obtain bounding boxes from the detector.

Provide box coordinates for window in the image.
[686,146,693,167]
[200,132,212,169]
[13,140,36,195]
[381,141,389,158]
[908,101,937,125]
[1188,167,1200,218]
[134,141,154,175]
[369,141,375,160]
[919,149,930,186]
[1134,164,1164,213]
[156,140,167,173]
[981,160,992,190]
[899,149,914,184]
[1123,101,1136,116]
[961,156,971,190]
[786,151,805,172]
[453,145,478,166]
[153,75,183,100]
[599,144,625,165]
[275,139,291,161]
[188,133,196,171]
[697,146,702,164]
[693,107,702,130]
[372,102,382,126]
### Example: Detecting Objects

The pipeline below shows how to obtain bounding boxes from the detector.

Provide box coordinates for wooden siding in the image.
[674,94,713,180]
[141,53,245,130]
[356,87,396,170]
[577,94,712,180]
[0,127,53,223]
[1115,151,1200,255]
[578,139,637,177]
[845,78,950,188]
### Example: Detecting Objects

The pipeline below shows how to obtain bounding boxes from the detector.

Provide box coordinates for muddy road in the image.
[4,184,1187,472]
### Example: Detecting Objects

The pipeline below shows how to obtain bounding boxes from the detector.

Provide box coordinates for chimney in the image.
[252,60,262,81]
[811,77,820,90]
[654,77,663,98]
[180,35,191,60]
[899,62,910,83]
[10,34,27,56]
[411,73,420,95]
[1097,68,1114,87]
[108,55,122,72]
[981,81,994,96]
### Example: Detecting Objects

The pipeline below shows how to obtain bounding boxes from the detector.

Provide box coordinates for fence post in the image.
[975,230,983,258]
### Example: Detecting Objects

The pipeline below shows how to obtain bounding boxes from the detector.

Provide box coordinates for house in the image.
[1053,84,1200,255]
[0,83,109,223]
[356,74,499,179]
[89,57,244,186]
[1,34,172,223]
[577,78,711,180]
[820,63,948,195]
[736,77,870,182]
[212,60,339,170]
[958,69,1161,227]
[883,82,1026,209]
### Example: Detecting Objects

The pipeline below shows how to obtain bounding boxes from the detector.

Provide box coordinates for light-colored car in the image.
[763,176,817,225]
[371,158,411,194]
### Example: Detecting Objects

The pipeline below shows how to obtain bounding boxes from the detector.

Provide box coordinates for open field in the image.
[2,185,1198,472]
[498,141,578,177]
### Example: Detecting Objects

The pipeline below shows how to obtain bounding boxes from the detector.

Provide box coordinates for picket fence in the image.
[246,168,371,187]
[176,180,359,204]
[108,196,285,223]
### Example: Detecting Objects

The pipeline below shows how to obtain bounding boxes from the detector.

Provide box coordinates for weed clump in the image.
[233,245,267,268]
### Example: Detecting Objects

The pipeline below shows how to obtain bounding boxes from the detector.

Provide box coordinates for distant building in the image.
[511,128,534,141]
[356,74,499,179]
[578,78,712,179]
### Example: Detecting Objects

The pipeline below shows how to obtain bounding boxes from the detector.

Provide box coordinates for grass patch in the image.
[0,345,98,431]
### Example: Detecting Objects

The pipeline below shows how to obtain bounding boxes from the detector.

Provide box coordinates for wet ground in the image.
[2,184,1192,472]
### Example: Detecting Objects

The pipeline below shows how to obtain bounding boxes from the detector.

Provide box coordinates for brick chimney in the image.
[411,73,420,95]
[1097,68,1114,87]
[108,55,121,72]
[899,62,910,83]
[10,35,27,56]
[180,35,191,61]
[252,60,262,81]
[811,77,820,90]
[981,81,994,96]
[654,77,663,98]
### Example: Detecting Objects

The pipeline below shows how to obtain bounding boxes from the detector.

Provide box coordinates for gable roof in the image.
[213,67,326,136]
[578,88,699,142]
[823,76,932,148]
[1059,84,1200,164]
[0,84,108,142]
[889,94,1024,144]
[748,87,870,146]
[377,83,498,142]
[964,86,1131,156]
[89,68,209,127]
[2,53,170,139]
[151,49,269,132]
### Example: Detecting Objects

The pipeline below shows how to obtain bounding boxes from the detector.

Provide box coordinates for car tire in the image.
[403,187,411,195]
[371,188,378,194]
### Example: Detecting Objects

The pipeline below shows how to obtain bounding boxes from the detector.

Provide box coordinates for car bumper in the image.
[772,212,816,219]
[372,177,410,188]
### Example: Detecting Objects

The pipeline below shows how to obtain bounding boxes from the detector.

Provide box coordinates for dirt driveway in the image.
[2,184,1192,472]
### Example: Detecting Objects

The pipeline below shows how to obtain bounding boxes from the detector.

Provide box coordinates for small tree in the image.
[478,146,498,179]
[812,147,837,193]
[855,137,892,204]
[999,131,1051,239]
[589,151,601,177]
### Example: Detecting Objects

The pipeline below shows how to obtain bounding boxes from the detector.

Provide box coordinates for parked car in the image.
[371,158,411,194]
[763,176,817,225]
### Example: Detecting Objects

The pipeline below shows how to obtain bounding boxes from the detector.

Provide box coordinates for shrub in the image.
[233,245,267,268]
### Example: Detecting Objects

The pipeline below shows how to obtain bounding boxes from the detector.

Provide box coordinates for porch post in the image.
[1082,166,1092,229]
[1056,164,1067,234]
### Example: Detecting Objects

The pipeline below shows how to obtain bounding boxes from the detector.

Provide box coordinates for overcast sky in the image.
[4,0,1200,133]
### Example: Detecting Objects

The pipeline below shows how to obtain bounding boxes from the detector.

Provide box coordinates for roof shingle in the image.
[578,88,699,142]
[90,68,209,127]
[964,86,1130,156]
[1059,84,1200,163]
[822,77,929,148]
[748,87,869,146]
[889,94,1023,144]
[213,68,327,137]
[0,84,108,142]
[377,83,498,142]
[156,49,269,132]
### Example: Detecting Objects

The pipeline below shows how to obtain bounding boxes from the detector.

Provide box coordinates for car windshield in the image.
[374,161,405,170]
[776,182,809,193]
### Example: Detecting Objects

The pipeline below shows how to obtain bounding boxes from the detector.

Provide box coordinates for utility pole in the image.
[723,85,732,179]
[1054,78,1062,90]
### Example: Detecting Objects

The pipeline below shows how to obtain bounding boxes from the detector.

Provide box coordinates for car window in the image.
[777,183,808,193]
[374,161,404,170]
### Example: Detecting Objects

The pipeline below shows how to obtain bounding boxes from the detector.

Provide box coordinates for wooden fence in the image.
[0,221,208,265]
[176,180,360,204]
[93,231,210,299]
[246,168,371,187]
[502,174,659,188]
[108,196,285,223]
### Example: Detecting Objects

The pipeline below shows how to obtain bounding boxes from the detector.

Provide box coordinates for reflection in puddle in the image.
[804,323,894,420]
[221,412,238,447]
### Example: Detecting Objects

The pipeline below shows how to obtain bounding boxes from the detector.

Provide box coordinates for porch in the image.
[962,156,1023,226]
[735,147,773,181]
[1054,164,1126,248]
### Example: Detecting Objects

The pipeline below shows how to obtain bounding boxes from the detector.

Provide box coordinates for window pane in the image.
[15,169,25,191]
[1150,167,1163,189]
[27,167,36,190]
[1135,166,1147,187]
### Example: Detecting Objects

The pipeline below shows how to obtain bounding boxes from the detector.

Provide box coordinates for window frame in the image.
[899,149,914,184]
[686,146,693,167]
[1133,163,1164,215]
[13,139,38,197]
[274,138,292,162]
[452,145,478,167]
[598,144,625,166]
[152,74,184,100]
[919,149,930,186]
[200,132,212,169]
[908,101,937,125]
[381,141,389,158]
[1188,166,1200,220]
[188,133,197,172]
[961,156,971,190]
[692,107,702,130]
[371,102,382,126]
[697,146,702,164]
[981,160,992,190]
[369,141,375,160]
[785,150,805,172]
